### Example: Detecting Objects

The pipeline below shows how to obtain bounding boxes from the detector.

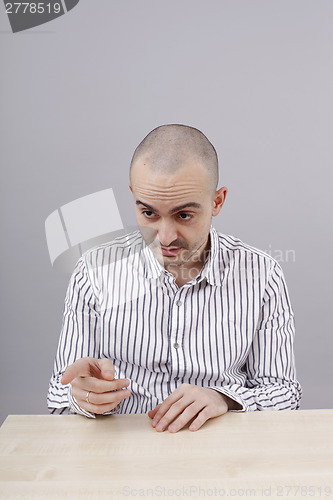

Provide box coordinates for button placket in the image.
[168,290,187,387]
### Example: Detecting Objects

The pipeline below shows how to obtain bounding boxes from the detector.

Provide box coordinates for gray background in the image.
[0,1,332,426]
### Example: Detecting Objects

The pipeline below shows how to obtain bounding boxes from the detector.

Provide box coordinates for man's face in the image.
[130,158,226,274]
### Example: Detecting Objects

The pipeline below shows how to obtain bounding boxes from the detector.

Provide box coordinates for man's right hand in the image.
[61,357,131,414]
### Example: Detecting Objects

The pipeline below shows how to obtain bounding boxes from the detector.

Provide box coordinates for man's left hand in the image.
[147,383,234,433]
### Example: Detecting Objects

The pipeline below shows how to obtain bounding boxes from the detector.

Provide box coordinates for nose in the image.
[156,218,178,247]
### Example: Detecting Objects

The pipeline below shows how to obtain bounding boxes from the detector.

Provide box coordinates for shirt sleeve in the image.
[213,262,302,411]
[47,256,121,418]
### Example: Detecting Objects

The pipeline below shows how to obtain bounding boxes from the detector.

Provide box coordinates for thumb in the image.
[98,358,115,381]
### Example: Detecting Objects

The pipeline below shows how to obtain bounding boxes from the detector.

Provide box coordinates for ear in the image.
[212,187,228,216]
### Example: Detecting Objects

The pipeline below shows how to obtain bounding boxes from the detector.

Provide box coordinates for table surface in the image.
[0,410,332,500]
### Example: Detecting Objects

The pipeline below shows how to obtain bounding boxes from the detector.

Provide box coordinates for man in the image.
[48,124,302,432]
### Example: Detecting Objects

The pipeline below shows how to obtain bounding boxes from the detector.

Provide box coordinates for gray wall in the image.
[1,0,332,425]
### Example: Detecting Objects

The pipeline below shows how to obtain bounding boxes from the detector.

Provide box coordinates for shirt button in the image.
[173,343,180,349]
[175,300,182,307]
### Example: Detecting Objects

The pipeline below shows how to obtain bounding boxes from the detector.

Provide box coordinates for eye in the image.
[142,210,156,218]
[178,213,193,221]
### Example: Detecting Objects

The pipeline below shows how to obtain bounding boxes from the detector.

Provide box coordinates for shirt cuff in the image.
[68,385,96,418]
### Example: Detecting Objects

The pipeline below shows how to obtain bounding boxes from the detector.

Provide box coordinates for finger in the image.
[61,357,109,385]
[148,404,161,419]
[167,402,204,433]
[61,357,117,385]
[61,358,93,385]
[72,376,130,394]
[77,389,131,415]
[188,407,217,432]
[74,387,131,407]
[158,401,203,432]
[151,391,184,427]
[154,397,196,432]
[98,358,115,380]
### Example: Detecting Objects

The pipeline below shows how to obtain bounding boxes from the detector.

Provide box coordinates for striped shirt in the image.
[47,227,302,417]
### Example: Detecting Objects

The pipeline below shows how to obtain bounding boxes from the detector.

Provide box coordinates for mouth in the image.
[160,247,182,257]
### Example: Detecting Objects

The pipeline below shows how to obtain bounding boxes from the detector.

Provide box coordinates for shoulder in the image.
[80,230,144,268]
[213,229,283,274]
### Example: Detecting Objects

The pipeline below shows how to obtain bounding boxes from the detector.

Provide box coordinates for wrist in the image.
[224,395,242,411]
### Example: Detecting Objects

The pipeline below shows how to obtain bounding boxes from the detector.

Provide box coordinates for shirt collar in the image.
[141,242,164,280]
[141,226,223,286]
[199,227,223,286]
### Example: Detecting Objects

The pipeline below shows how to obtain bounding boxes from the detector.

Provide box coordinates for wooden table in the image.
[0,410,332,499]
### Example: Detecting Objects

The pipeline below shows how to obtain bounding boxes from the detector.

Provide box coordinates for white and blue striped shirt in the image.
[48,227,302,417]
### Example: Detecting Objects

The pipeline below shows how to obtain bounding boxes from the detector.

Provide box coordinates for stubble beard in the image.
[140,226,211,276]
[163,237,209,269]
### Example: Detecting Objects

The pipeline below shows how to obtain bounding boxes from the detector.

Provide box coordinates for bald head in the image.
[130,124,219,194]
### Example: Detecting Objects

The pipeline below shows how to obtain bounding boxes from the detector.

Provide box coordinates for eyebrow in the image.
[136,200,202,214]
